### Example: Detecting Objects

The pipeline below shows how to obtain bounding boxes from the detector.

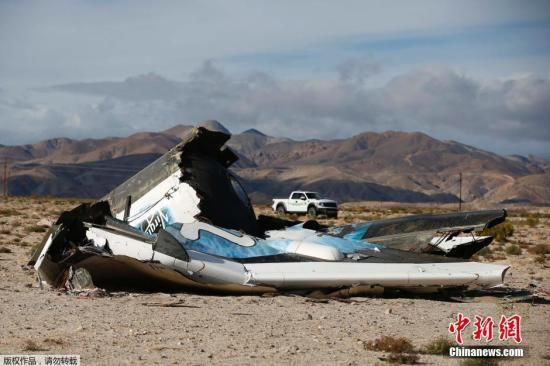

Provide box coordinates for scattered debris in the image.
[449,286,550,304]
[72,288,109,298]
[66,267,95,291]
[142,300,201,308]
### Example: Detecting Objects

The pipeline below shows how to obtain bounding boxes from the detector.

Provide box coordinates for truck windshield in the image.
[305,193,319,199]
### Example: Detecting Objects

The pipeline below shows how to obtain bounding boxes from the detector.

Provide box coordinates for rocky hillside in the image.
[1,121,548,205]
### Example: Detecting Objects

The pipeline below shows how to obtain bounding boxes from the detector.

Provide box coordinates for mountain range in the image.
[1,120,549,205]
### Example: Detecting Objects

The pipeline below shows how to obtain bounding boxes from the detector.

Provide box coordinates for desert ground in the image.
[0,197,549,365]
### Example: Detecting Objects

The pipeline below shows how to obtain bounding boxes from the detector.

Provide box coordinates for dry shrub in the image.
[366,335,414,353]
[481,222,514,242]
[525,216,539,227]
[534,255,546,265]
[26,225,47,233]
[476,247,492,257]
[22,340,47,352]
[421,337,454,355]
[366,336,419,365]
[505,244,522,256]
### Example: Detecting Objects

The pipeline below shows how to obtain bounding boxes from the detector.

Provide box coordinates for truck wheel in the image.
[276,204,286,216]
[307,206,317,218]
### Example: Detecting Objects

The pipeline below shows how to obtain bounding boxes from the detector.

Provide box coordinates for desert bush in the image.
[505,244,522,256]
[476,247,492,257]
[525,216,539,227]
[534,255,546,265]
[421,337,454,355]
[26,225,47,233]
[22,340,47,352]
[366,336,419,365]
[365,336,414,353]
[481,222,514,242]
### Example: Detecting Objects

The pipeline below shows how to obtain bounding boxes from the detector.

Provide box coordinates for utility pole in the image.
[2,159,6,198]
[458,172,462,212]
[2,159,9,198]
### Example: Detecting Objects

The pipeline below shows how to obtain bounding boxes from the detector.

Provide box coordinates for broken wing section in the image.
[327,209,506,258]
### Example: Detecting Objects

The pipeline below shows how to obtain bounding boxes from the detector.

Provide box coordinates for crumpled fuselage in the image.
[30,126,511,295]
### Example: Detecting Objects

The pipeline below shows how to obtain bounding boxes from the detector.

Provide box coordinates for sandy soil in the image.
[0,197,549,365]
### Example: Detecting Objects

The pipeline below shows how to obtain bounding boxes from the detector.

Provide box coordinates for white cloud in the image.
[1,62,549,157]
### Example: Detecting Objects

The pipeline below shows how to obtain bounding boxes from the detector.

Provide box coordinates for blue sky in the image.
[0,0,549,156]
[226,19,550,81]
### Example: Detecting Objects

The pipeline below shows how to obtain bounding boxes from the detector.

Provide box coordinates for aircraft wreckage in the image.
[29,125,510,295]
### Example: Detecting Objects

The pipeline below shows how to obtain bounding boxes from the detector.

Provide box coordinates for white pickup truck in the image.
[272,191,338,218]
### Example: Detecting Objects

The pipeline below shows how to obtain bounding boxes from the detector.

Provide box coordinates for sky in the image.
[1,0,549,157]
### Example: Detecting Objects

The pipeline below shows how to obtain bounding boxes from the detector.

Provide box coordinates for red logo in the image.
[498,315,522,343]
[449,313,522,344]
[449,312,471,345]
[473,316,494,342]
